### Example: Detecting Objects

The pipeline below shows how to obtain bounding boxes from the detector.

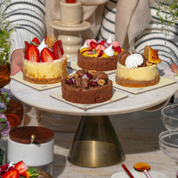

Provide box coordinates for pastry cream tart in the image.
[115,62,160,88]
[23,56,68,84]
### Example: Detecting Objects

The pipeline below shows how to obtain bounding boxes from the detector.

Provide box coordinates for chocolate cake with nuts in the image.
[61,70,113,104]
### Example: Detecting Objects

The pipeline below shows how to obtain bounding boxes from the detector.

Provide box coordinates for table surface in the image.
[2,105,178,178]
[7,62,178,177]
[10,63,178,116]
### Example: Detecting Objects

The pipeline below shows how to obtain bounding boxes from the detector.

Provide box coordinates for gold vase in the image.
[0,63,11,88]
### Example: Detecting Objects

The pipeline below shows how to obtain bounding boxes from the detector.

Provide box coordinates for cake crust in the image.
[23,72,67,84]
[115,75,160,88]
[61,79,113,104]
[77,50,119,71]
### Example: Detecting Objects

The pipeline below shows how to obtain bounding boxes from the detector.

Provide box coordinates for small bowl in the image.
[161,104,178,131]
[159,130,178,161]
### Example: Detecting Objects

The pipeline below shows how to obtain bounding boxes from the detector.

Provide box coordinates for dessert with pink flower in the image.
[77,37,123,71]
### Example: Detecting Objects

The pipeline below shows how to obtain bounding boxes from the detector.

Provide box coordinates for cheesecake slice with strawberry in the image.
[23,35,68,84]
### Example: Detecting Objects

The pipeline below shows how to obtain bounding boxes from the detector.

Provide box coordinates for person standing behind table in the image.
[96,0,178,66]
[1,0,46,75]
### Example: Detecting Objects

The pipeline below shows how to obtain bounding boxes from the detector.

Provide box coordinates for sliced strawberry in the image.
[99,40,106,46]
[66,0,76,3]
[24,41,29,60]
[170,63,178,73]
[90,41,97,49]
[27,44,40,62]
[113,46,121,54]
[14,160,28,175]
[81,49,92,54]
[53,40,64,59]
[31,37,40,45]
[44,36,48,41]
[41,48,55,62]
[97,49,104,57]
[2,169,19,178]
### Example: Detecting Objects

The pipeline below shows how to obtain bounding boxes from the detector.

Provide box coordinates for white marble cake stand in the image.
[9,63,178,168]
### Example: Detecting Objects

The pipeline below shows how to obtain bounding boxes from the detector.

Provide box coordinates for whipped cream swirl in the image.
[104,44,114,57]
[125,53,143,68]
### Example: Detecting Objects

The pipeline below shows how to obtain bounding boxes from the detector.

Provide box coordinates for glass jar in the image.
[0,63,11,88]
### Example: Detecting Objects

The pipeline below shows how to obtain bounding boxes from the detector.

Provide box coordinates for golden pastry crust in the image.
[115,75,160,88]
[23,73,67,84]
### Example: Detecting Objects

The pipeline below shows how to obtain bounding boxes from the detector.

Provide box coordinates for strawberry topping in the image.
[90,41,97,49]
[66,0,76,3]
[24,41,29,60]
[97,49,104,57]
[99,40,106,46]
[81,48,92,54]
[53,40,64,59]
[41,48,55,62]
[113,46,121,53]
[2,169,19,178]
[14,160,28,175]
[26,44,40,62]
[31,37,40,45]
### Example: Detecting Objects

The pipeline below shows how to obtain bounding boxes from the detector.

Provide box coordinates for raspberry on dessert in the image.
[86,72,92,79]
[66,78,73,85]
[90,81,98,87]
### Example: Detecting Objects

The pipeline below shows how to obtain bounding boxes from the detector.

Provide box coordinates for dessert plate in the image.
[111,170,169,178]
[50,90,128,111]
[10,74,61,91]
[67,60,116,75]
[110,76,177,94]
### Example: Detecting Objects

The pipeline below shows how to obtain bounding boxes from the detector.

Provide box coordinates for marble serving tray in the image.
[10,74,61,91]
[67,60,116,75]
[110,76,177,94]
[50,90,128,111]
[111,170,169,178]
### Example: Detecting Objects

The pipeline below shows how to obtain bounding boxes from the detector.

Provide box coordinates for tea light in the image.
[60,1,81,25]
[7,126,54,173]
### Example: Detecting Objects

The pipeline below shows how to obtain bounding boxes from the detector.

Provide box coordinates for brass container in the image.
[68,115,125,167]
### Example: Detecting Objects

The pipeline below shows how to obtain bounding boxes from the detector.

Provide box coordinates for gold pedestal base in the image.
[68,115,125,167]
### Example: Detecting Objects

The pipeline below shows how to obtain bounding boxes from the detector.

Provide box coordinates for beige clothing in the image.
[45,0,152,51]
